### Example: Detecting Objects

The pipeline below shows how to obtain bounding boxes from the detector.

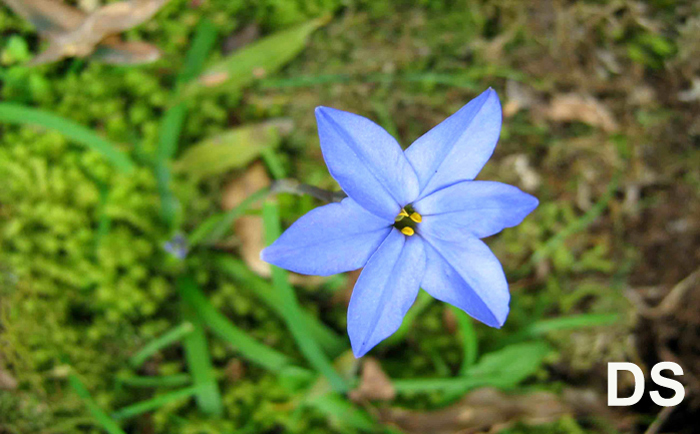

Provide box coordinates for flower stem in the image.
[271,179,346,203]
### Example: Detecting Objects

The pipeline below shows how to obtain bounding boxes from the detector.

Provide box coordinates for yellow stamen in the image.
[409,212,422,223]
[400,227,415,236]
[395,208,409,222]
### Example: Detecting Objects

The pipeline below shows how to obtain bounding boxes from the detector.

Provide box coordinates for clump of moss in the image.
[5,0,695,432]
[0,1,343,430]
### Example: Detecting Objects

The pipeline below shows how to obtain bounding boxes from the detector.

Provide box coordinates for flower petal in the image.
[405,88,502,200]
[348,229,426,357]
[261,198,392,276]
[414,181,538,239]
[420,235,509,328]
[316,106,420,220]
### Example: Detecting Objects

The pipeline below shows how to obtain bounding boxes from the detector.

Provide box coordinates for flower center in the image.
[394,205,421,236]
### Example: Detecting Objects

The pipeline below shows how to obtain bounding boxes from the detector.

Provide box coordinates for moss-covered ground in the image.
[1,1,699,433]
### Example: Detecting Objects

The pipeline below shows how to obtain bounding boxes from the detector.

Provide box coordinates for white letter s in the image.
[650,362,685,407]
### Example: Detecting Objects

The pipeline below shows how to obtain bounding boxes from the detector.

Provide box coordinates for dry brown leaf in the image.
[678,78,700,102]
[0,368,18,390]
[224,358,246,383]
[500,154,541,192]
[222,162,271,278]
[349,358,396,402]
[223,23,260,54]
[379,388,618,434]
[199,72,230,87]
[2,0,84,34]
[221,163,324,286]
[1,0,169,65]
[503,80,538,118]
[85,0,169,36]
[442,306,458,334]
[630,267,700,408]
[92,36,161,64]
[545,93,619,132]
[78,0,100,12]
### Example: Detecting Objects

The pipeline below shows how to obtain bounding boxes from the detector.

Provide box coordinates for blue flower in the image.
[164,233,188,260]
[261,88,538,357]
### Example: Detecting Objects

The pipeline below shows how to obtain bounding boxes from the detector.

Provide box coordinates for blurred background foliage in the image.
[0,0,699,433]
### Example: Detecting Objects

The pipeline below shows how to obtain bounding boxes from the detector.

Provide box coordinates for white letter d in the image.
[608,362,644,406]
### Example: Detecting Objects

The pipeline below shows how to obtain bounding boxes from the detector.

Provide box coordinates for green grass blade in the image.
[155,18,219,228]
[186,16,329,95]
[177,274,293,372]
[450,305,478,374]
[129,322,195,368]
[532,174,619,264]
[464,341,550,387]
[177,19,219,86]
[500,313,622,347]
[156,103,187,163]
[159,20,221,161]
[117,374,192,388]
[392,374,498,395]
[189,187,270,247]
[295,353,372,430]
[179,284,223,417]
[526,313,620,336]
[68,373,127,434]
[215,256,346,356]
[260,147,286,180]
[393,342,551,395]
[174,120,291,181]
[0,103,134,173]
[306,392,375,431]
[262,199,348,392]
[111,386,201,421]
[155,103,187,227]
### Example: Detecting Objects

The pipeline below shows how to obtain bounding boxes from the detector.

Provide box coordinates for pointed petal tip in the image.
[351,344,368,358]
[314,106,330,122]
[314,105,337,119]
[493,305,510,328]
[488,86,502,97]
[485,87,502,107]
[523,193,540,215]
[476,87,501,116]
[478,306,508,329]
[444,300,508,329]
[259,245,278,266]
[351,335,374,358]
[259,243,286,269]
[349,314,383,358]
[315,105,358,125]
